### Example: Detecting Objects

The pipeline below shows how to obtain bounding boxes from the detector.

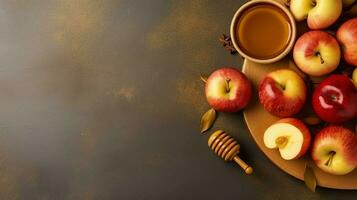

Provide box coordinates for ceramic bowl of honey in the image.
[230,0,296,64]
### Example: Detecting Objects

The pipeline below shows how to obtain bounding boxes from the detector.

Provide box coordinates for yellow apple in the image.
[312,126,357,175]
[205,67,252,112]
[293,31,341,76]
[290,0,342,29]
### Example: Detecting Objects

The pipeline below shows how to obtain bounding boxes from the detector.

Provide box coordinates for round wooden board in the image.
[242,58,357,189]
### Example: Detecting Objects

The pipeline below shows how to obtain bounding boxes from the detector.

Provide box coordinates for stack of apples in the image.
[204,0,357,176]
[263,0,357,176]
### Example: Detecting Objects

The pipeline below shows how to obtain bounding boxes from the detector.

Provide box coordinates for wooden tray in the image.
[242,58,357,189]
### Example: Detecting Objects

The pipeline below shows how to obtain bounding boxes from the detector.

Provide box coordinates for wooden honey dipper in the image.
[208,130,253,175]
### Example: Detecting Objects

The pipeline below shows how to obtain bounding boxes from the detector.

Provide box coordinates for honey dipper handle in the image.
[233,156,253,175]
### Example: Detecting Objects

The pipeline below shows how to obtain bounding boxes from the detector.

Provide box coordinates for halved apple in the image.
[264,118,311,160]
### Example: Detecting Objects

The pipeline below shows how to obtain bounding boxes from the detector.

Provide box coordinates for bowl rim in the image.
[230,0,296,64]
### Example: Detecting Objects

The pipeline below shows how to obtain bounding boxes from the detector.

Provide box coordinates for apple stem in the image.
[330,94,338,102]
[225,78,231,93]
[276,83,285,91]
[325,151,336,167]
[275,137,288,149]
[311,0,316,7]
[315,52,325,64]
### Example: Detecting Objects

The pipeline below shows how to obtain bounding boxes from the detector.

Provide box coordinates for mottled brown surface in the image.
[0,0,356,199]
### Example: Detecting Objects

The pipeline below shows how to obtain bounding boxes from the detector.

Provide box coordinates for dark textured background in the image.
[0,0,356,199]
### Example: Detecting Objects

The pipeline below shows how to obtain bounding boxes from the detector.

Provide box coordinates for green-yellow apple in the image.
[258,69,307,117]
[205,67,252,112]
[337,18,357,67]
[343,0,355,7]
[264,118,311,160]
[312,126,357,175]
[293,31,341,76]
[290,0,342,29]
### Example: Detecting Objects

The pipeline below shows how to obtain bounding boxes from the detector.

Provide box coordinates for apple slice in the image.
[264,118,311,160]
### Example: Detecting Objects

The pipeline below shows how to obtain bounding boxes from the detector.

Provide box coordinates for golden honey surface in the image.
[236,4,291,59]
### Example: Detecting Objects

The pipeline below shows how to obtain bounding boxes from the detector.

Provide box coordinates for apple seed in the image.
[275,136,288,149]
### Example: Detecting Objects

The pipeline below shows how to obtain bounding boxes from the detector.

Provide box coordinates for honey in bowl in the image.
[236,4,291,60]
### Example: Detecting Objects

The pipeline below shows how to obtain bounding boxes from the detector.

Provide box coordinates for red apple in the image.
[293,31,341,76]
[312,74,357,123]
[205,67,252,112]
[312,126,357,175]
[337,18,357,67]
[264,118,311,160]
[259,69,307,117]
